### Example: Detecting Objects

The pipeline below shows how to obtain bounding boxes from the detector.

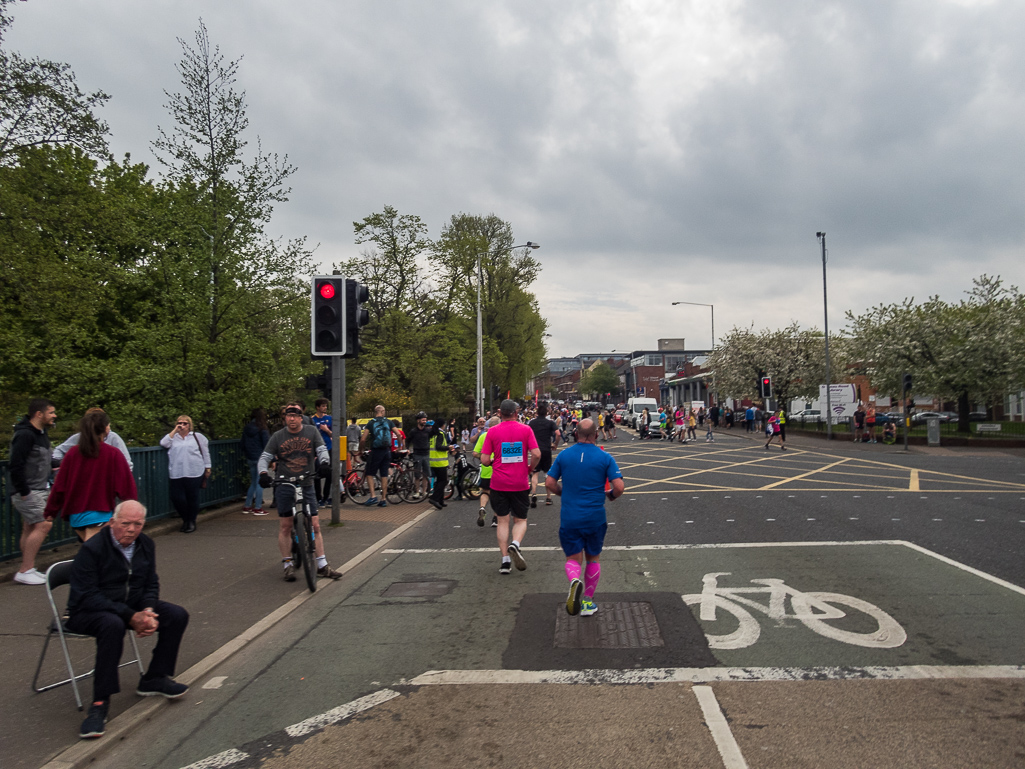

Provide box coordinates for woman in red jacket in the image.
[44,410,137,541]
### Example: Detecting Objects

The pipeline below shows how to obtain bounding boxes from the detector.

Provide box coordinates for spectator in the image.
[242,408,270,515]
[159,415,210,533]
[427,418,454,510]
[345,417,362,470]
[44,409,137,541]
[311,399,333,507]
[52,408,133,471]
[359,405,400,507]
[68,501,190,740]
[9,398,57,585]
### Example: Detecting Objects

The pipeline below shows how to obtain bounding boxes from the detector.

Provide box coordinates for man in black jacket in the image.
[67,500,190,739]
[8,398,57,584]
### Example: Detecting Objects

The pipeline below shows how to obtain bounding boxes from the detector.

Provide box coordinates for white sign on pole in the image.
[819,383,856,403]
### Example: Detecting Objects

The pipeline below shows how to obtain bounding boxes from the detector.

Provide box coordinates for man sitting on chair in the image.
[66,500,190,739]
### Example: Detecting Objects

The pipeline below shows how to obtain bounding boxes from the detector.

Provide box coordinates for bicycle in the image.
[451,447,482,500]
[344,451,416,504]
[682,572,906,650]
[273,474,318,593]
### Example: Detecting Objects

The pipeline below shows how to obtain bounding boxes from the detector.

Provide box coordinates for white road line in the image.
[383,540,911,554]
[179,748,249,769]
[407,665,1025,686]
[201,676,228,690]
[694,686,749,769]
[285,689,401,738]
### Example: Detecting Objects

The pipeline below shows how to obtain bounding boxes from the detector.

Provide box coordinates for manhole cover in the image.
[381,580,456,598]
[554,601,664,649]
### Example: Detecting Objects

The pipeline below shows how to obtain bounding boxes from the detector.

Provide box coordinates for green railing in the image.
[1,440,246,563]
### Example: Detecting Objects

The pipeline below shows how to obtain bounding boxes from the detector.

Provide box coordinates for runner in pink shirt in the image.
[481,399,540,574]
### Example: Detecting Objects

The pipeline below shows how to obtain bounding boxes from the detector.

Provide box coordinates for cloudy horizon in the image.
[7,0,1024,357]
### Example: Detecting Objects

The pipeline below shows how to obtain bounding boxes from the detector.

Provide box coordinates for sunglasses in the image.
[176,422,189,426]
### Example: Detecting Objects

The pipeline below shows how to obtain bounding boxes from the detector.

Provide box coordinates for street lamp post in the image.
[817,232,832,440]
[477,242,539,417]
[671,300,716,406]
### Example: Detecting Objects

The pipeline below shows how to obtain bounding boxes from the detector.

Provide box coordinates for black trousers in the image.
[431,466,448,505]
[67,600,189,702]
[169,476,203,525]
[314,453,332,501]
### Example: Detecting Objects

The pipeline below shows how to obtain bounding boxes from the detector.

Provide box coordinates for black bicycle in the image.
[274,474,317,592]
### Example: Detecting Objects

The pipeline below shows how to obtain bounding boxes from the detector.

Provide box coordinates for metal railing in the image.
[1,440,246,563]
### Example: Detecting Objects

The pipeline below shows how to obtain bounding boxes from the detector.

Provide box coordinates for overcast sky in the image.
[8,0,1025,357]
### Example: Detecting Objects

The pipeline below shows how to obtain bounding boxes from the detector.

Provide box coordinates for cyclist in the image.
[359,405,401,507]
[258,403,342,582]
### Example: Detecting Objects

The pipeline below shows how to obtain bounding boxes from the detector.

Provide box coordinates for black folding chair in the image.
[31,560,144,710]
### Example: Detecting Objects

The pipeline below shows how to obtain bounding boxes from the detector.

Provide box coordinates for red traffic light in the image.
[318,282,336,300]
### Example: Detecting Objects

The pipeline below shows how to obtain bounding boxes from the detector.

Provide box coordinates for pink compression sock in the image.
[584,561,601,598]
[565,559,582,583]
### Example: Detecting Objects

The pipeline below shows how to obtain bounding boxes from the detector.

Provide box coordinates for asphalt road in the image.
[40,428,1025,768]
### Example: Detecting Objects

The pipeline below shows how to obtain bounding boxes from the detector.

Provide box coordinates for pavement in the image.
[4,428,1025,769]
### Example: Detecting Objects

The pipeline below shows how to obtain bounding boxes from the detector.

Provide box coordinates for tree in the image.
[709,322,835,409]
[0,0,110,162]
[140,20,316,436]
[579,362,618,401]
[846,275,1025,432]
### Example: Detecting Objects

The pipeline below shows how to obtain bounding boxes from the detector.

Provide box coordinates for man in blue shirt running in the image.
[545,418,625,616]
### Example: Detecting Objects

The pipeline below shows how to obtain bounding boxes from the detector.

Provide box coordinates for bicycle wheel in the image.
[460,471,482,500]
[293,512,317,593]
[344,468,369,504]
[443,475,455,500]
[681,593,760,649]
[393,470,416,503]
[790,592,906,648]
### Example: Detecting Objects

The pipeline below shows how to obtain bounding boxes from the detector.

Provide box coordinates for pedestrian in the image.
[242,408,270,515]
[358,405,400,507]
[545,418,625,617]
[745,405,755,433]
[470,417,486,444]
[777,408,787,450]
[461,426,470,451]
[68,501,191,740]
[9,398,58,585]
[345,417,362,470]
[52,408,133,471]
[866,406,877,443]
[44,409,137,541]
[853,405,866,442]
[257,403,343,581]
[406,412,432,500]
[160,415,211,533]
[638,407,651,440]
[311,399,333,507]
[427,418,453,510]
[705,413,715,442]
[528,402,560,508]
[765,411,783,450]
[473,417,499,527]
[687,410,698,441]
[480,400,540,574]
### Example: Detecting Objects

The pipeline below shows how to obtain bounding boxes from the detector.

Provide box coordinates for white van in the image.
[626,397,658,429]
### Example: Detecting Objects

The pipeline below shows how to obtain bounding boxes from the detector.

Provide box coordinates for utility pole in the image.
[817,232,832,440]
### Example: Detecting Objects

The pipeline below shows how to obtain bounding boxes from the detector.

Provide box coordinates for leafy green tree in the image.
[579,362,618,401]
[135,20,316,437]
[0,0,110,162]
[846,275,1025,431]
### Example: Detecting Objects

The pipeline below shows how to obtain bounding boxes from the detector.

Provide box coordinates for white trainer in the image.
[14,569,46,585]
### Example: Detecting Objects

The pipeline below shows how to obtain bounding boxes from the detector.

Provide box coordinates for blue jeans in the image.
[246,459,262,508]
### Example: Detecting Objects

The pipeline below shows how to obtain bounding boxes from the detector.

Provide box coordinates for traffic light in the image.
[311,276,344,355]
[902,373,912,392]
[491,384,501,401]
[761,376,772,399]
[343,278,370,358]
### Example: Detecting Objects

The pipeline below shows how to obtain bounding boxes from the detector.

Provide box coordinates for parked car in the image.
[614,409,627,424]
[790,409,822,424]
[910,411,952,425]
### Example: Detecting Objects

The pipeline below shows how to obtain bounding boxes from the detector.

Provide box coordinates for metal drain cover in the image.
[554,601,664,649]
[381,580,456,598]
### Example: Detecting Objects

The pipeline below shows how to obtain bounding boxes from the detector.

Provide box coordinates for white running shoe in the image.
[15,568,46,585]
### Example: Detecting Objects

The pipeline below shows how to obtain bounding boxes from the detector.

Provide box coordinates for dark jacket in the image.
[242,420,270,461]
[8,417,51,496]
[68,528,160,624]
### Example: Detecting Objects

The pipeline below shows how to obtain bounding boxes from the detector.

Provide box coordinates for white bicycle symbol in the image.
[682,572,907,650]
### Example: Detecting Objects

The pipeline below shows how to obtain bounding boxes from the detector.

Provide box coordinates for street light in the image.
[817,232,832,440]
[477,241,539,416]
[671,300,716,406]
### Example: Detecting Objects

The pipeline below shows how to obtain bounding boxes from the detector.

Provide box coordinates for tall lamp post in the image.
[817,232,832,440]
[671,301,715,406]
[477,242,539,416]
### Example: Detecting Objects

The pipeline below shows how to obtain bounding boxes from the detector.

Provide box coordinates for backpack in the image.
[370,417,391,449]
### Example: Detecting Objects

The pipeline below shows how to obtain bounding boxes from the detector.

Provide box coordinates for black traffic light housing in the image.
[343,278,370,358]
[757,373,772,398]
[902,373,912,392]
[311,276,344,355]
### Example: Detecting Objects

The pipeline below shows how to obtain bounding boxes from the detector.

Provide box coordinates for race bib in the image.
[500,441,524,463]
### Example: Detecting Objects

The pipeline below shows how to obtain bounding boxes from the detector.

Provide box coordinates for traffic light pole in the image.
[818,232,833,440]
[330,356,345,524]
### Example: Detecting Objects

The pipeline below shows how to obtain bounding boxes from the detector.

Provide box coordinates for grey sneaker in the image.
[317,564,342,580]
[477,507,486,527]
[283,562,296,582]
